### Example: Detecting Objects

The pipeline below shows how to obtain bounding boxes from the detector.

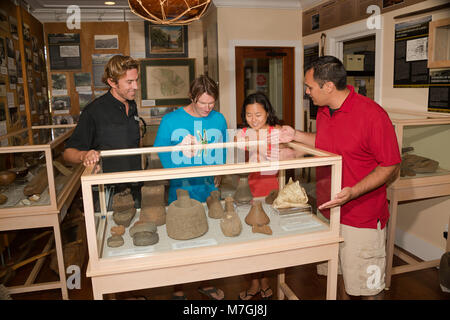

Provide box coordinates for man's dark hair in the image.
[305,55,347,90]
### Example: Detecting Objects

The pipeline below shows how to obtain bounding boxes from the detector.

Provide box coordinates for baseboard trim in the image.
[395,228,445,262]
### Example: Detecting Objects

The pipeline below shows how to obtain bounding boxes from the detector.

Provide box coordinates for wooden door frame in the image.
[235,47,295,128]
[325,19,383,105]
[228,40,303,130]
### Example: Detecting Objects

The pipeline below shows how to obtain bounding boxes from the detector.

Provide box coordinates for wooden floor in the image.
[2,228,449,300]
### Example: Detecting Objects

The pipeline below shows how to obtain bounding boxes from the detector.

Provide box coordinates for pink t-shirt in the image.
[242,127,279,197]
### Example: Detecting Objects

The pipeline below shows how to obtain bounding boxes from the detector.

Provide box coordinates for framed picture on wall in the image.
[144,22,188,58]
[140,58,195,107]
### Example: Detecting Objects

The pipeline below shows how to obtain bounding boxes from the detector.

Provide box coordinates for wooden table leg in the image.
[277,269,285,300]
[53,218,69,300]
[385,189,398,290]
[326,244,339,300]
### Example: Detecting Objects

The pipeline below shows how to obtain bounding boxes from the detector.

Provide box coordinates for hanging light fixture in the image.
[128,0,212,25]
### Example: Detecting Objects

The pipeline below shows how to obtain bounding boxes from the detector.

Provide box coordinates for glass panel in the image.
[87,142,336,260]
[0,150,50,208]
[400,123,450,179]
[244,57,283,120]
[93,164,331,260]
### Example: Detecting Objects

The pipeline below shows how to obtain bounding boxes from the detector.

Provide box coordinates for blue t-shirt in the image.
[154,107,228,203]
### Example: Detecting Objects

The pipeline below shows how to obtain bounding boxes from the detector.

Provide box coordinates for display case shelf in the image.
[81,140,343,299]
[0,125,83,299]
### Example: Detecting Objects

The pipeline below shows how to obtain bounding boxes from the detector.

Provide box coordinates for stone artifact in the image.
[400,154,439,177]
[206,190,224,219]
[166,189,208,240]
[224,196,235,212]
[272,178,309,209]
[107,235,124,248]
[245,200,272,235]
[233,174,253,204]
[0,171,16,186]
[110,225,125,236]
[140,185,166,226]
[112,188,135,212]
[0,194,7,205]
[219,174,238,199]
[129,221,159,246]
[220,197,242,237]
[265,189,279,205]
[112,188,136,227]
[23,166,48,196]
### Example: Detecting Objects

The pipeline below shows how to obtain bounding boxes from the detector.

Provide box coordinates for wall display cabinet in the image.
[427,17,450,69]
[81,140,342,299]
[384,108,450,289]
[0,125,83,299]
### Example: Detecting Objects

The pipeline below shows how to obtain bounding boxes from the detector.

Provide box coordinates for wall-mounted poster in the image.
[94,35,119,49]
[144,22,188,58]
[51,95,71,114]
[51,73,68,96]
[74,72,92,92]
[428,69,450,113]
[78,92,93,112]
[393,16,431,87]
[48,33,82,70]
[92,53,118,88]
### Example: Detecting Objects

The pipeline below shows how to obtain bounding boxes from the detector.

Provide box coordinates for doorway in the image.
[235,47,295,128]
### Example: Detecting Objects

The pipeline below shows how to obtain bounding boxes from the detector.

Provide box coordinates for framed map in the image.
[140,58,195,107]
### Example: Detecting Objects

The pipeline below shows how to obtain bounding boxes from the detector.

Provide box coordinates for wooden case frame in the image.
[80,141,343,299]
[0,125,84,299]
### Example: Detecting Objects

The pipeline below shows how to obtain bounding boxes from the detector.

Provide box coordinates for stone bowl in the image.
[0,171,16,186]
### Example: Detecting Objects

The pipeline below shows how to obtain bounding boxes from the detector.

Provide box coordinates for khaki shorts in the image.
[316,212,386,296]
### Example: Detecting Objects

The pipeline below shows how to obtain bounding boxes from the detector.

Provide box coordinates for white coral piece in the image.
[272,178,309,209]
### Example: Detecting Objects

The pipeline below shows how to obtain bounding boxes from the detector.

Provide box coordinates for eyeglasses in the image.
[195,100,215,108]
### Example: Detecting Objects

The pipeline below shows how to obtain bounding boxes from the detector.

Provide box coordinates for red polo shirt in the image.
[315,85,401,229]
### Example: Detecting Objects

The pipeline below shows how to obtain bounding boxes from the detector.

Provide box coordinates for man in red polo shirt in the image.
[280,56,401,299]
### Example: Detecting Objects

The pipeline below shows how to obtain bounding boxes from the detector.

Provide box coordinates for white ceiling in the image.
[23,0,324,22]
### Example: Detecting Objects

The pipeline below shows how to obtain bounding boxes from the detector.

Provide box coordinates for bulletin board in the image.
[44,22,130,122]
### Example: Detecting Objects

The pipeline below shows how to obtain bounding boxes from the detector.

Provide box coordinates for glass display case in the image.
[0,125,84,213]
[384,108,450,289]
[385,109,450,186]
[0,125,84,299]
[81,140,343,299]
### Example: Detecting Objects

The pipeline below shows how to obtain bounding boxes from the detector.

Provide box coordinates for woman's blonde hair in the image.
[102,55,139,86]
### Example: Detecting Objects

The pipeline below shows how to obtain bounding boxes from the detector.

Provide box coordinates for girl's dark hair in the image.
[305,55,347,90]
[241,92,281,127]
